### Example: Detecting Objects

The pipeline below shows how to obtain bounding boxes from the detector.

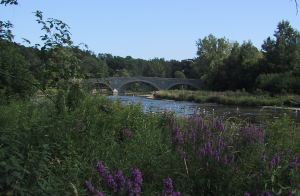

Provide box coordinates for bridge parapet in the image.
[85,77,201,92]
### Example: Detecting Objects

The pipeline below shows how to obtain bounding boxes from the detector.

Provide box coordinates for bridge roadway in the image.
[85,77,202,92]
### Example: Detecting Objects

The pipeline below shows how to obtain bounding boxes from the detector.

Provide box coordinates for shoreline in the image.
[153,90,300,108]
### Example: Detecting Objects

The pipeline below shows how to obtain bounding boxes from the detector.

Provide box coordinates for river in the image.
[108,95,300,123]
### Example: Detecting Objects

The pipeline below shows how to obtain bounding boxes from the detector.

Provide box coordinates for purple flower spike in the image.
[127,168,143,196]
[106,174,117,192]
[96,161,108,179]
[162,177,174,196]
[114,170,126,191]
[240,126,264,144]
[289,156,299,169]
[270,154,281,169]
[214,119,225,132]
[85,180,104,195]
[244,192,251,196]
[173,127,184,146]
[85,180,96,194]
[162,177,181,196]
[96,191,105,196]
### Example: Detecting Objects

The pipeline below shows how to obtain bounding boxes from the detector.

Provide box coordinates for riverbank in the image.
[1,95,300,195]
[154,90,300,107]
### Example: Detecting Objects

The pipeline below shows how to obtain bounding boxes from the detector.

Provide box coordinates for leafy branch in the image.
[0,0,18,6]
[34,10,73,50]
[0,21,14,41]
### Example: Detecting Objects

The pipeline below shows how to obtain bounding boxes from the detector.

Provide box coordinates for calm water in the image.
[108,95,300,123]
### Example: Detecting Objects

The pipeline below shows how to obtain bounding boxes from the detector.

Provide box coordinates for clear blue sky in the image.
[0,0,299,60]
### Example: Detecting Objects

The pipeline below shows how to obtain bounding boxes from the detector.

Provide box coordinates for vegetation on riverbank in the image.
[1,95,300,195]
[1,1,300,195]
[154,90,300,107]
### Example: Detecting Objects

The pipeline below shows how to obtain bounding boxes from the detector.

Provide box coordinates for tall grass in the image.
[0,95,299,195]
[154,90,300,107]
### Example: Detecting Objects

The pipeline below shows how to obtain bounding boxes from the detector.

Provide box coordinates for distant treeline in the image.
[0,20,300,100]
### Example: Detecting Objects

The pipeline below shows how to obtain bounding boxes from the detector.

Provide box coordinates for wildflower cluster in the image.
[127,168,143,196]
[169,116,236,165]
[85,161,142,196]
[240,125,264,144]
[162,177,180,196]
[167,114,300,195]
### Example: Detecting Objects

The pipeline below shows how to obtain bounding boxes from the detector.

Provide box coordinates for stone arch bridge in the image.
[85,77,202,92]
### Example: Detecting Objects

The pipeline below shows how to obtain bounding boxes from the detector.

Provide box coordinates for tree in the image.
[144,58,171,77]
[0,40,35,100]
[32,11,83,89]
[193,34,233,88]
[0,0,17,41]
[174,70,186,78]
[220,41,262,90]
[262,20,300,73]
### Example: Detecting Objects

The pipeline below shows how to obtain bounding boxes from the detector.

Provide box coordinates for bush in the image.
[256,72,300,94]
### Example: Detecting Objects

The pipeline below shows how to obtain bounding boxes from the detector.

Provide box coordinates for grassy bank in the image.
[1,95,300,195]
[154,90,300,107]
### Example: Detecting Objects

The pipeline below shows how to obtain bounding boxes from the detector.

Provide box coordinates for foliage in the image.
[174,70,186,79]
[256,72,300,94]
[0,96,299,195]
[262,20,300,73]
[0,0,18,6]
[154,90,300,107]
[0,40,35,101]
[0,21,14,41]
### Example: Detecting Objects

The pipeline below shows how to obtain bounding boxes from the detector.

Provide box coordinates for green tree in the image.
[144,58,171,77]
[262,20,300,73]
[174,70,186,78]
[0,40,35,100]
[219,41,262,90]
[193,34,232,88]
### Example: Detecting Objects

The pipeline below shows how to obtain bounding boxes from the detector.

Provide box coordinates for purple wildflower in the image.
[270,154,281,169]
[162,177,174,196]
[240,126,264,144]
[173,127,184,146]
[289,156,299,169]
[200,141,213,157]
[85,180,96,194]
[188,129,197,150]
[96,161,108,179]
[244,192,251,196]
[162,177,181,196]
[114,170,126,191]
[214,119,225,132]
[95,161,117,192]
[127,168,143,196]
[85,181,104,196]
[106,174,117,192]
[95,191,105,196]
[193,115,204,130]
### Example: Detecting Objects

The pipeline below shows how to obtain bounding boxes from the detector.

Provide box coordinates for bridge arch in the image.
[94,82,113,92]
[118,79,161,92]
[166,82,200,90]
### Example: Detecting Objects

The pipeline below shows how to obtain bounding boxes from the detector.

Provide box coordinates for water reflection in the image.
[108,96,300,123]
